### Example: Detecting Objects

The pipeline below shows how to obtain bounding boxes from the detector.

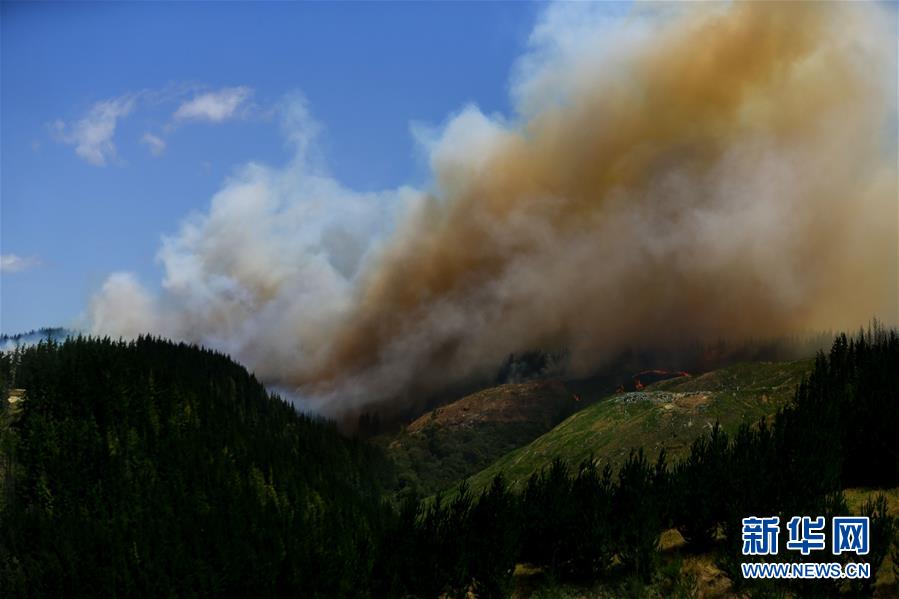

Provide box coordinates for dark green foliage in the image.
[673,424,729,549]
[669,324,899,593]
[520,458,576,575]
[824,327,899,487]
[1,324,896,597]
[370,325,895,593]
[0,336,390,598]
[517,451,664,582]
[565,459,615,580]
[373,476,519,598]
[613,449,667,581]
[686,326,897,535]
[468,475,520,598]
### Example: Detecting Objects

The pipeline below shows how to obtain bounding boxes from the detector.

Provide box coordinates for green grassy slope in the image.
[464,359,813,494]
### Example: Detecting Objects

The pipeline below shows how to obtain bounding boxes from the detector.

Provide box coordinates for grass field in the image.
[462,359,814,495]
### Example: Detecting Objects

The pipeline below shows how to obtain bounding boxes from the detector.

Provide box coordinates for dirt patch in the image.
[405,380,573,434]
[675,393,711,410]
[681,554,733,598]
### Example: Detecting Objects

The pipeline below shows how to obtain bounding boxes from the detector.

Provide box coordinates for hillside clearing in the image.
[464,360,813,495]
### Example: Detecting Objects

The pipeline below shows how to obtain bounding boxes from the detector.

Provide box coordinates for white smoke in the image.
[91,95,418,389]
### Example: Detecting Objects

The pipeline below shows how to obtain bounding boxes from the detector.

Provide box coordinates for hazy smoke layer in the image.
[91,2,898,418]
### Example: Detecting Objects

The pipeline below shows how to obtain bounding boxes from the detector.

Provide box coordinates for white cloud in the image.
[51,84,254,165]
[173,87,253,123]
[52,95,136,166]
[1,254,40,273]
[140,132,166,156]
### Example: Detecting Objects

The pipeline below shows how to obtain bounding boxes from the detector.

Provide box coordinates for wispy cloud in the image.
[173,87,253,123]
[141,132,166,156]
[51,95,136,166]
[50,84,255,166]
[1,254,41,273]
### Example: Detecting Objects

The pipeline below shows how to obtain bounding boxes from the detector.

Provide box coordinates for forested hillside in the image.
[0,337,391,597]
[1,327,896,597]
[384,379,579,499]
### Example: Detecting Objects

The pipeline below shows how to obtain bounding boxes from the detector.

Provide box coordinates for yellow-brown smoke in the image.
[90,2,897,417]
[299,2,896,407]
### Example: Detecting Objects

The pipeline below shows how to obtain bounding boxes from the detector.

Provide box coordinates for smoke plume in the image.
[90,2,898,418]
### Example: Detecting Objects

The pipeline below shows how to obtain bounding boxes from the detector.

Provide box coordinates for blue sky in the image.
[1,1,542,333]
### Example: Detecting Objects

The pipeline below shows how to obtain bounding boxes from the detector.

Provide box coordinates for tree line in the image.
[1,326,897,596]
[0,336,391,597]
